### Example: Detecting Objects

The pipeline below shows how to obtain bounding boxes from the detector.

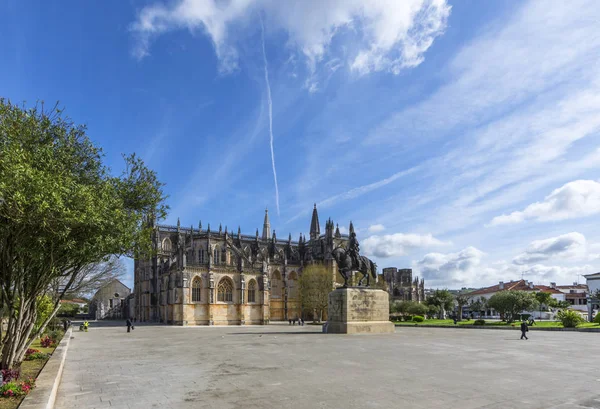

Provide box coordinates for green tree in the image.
[427,304,440,319]
[487,291,538,323]
[468,296,487,317]
[298,265,332,323]
[34,295,55,335]
[391,300,413,315]
[535,292,553,321]
[425,290,455,319]
[550,299,572,310]
[0,100,167,369]
[57,303,80,318]
[407,302,428,316]
[455,294,470,321]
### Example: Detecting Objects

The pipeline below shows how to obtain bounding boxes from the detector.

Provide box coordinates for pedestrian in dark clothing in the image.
[520,321,528,340]
[289,319,292,325]
[126,318,132,333]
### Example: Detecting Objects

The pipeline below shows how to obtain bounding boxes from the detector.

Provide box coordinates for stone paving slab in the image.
[54,323,599,409]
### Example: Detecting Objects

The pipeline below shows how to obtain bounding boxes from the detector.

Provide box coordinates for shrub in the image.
[47,329,64,343]
[412,315,424,322]
[594,314,600,325]
[1,369,20,384]
[474,319,486,326]
[0,382,21,397]
[557,310,584,328]
[403,315,414,322]
[25,352,49,361]
[40,335,55,348]
[0,378,35,397]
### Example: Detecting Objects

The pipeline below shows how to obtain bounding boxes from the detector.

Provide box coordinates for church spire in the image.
[309,203,320,240]
[262,208,271,240]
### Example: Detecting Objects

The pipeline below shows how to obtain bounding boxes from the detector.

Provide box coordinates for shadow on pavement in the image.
[225,331,323,335]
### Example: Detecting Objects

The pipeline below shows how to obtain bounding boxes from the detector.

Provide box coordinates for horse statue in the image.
[331,247,377,287]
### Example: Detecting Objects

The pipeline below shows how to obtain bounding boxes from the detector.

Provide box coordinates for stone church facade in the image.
[134,205,349,325]
[382,267,425,302]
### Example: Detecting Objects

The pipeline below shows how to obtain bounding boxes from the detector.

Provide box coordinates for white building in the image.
[466,279,565,319]
[584,272,600,321]
[553,282,588,313]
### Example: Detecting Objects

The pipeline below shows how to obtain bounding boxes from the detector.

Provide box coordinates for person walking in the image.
[83,320,89,332]
[520,321,529,340]
[126,318,132,333]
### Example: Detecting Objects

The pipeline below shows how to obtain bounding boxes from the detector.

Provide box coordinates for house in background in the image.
[466,279,565,319]
[553,282,588,313]
[89,279,131,320]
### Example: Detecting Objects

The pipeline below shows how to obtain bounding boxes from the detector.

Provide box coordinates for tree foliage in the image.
[0,100,167,369]
[486,291,538,323]
[468,296,487,316]
[298,265,332,322]
[455,294,470,321]
[425,290,455,319]
[391,301,427,317]
[535,292,553,311]
[57,303,80,318]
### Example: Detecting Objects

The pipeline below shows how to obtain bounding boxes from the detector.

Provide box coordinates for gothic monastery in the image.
[134,205,350,325]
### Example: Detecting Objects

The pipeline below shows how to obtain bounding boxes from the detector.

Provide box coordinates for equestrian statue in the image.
[330,223,377,287]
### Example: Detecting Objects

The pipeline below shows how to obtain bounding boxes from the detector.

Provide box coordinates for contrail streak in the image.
[260,16,280,216]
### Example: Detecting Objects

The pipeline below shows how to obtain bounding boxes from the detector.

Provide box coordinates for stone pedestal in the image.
[325,287,394,334]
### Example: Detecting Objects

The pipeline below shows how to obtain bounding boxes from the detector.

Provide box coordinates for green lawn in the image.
[394,319,599,329]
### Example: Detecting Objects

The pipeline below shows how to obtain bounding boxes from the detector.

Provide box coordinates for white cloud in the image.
[363,0,600,239]
[368,224,385,233]
[131,0,450,80]
[489,180,600,226]
[512,232,587,265]
[414,246,485,286]
[362,232,447,258]
[520,264,595,283]
[286,165,419,224]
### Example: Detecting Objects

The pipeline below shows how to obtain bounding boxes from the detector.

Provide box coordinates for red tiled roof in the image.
[534,285,563,294]
[468,280,530,295]
[468,280,562,296]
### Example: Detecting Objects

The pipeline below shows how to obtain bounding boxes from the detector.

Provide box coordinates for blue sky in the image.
[2,0,600,290]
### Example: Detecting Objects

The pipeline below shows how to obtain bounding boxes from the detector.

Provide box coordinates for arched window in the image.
[213,248,219,265]
[198,248,205,264]
[271,271,282,298]
[192,277,202,302]
[248,279,257,303]
[162,238,172,252]
[221,248,227,263]
[217,277,233,302]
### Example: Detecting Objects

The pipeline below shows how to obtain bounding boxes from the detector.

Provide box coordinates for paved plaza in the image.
[55,323,599,409]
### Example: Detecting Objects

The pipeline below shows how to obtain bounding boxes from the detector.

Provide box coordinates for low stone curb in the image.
[20,327,73,409]
[395,324,600,332]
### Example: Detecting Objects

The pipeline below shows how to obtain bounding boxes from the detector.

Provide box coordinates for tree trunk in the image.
[23,302,61,353]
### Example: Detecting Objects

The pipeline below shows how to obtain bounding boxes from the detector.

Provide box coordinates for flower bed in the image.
[0,330,64,409]
[0,378,35,398]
